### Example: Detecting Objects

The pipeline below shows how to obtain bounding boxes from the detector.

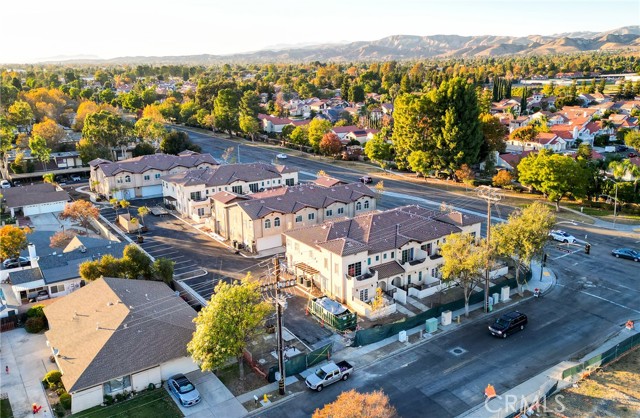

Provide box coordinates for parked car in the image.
[305,360,353,392]
[0,180,11,188]
[615,145,628,153]
[71,175,82,182]
[359,176,373,184]
[488,311,528,338]
[2,257,31,269]
[611,248,640,262]
[276,153,288,159]
[29,290,49,303]
[168,374,201,407]
[549,230,576,243]
[629,152,638,158]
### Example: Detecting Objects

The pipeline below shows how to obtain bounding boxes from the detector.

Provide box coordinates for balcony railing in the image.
[346,271,377,281]
[407,257,427,266]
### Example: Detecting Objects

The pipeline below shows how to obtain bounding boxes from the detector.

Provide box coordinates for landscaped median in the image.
[70,388,182,418]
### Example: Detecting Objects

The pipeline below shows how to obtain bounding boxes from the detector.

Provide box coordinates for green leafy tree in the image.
[364,128,394,171]
[29,135,51,171]
[153,258,175,284]
[160,130,201,155]
[7,100,34,128]
[307,119,333,152]
[624,131,640,150]
[134,117,167,142]
[290,126,309,149]
[391,93,426,170]
[0,225,31,260]
[517,150,589,210]
[132,142,156,157]
[213,89,239,137]
[42,172,55,184]
[82,110,132,150]
[187,277,271,379]
[491,202,555,295]
[509,125,537,152]
[479,113,507,161]
[440,233,487,317]
[122,244,152,279]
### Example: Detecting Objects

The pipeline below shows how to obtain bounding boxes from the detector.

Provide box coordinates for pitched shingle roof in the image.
[91,153,218,176]
[2,183,70,208]
[285,205,467,256]
[161,163,295,187]
[38,242,127,284]
[237,182,376,220]
[44,278,196,392]
[7,268,44,285]
[371,261,405,279]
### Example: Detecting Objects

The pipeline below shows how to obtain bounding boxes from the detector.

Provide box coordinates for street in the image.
[176,127,639,417]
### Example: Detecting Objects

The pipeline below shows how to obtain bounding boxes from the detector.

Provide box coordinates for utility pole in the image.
[273,257,286,395]
[237,145,240,164]
[475,186,502,313]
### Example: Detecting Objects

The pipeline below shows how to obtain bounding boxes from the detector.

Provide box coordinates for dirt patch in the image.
[215,363,268,397]
[242,380,307,413]
[542,347,640,418]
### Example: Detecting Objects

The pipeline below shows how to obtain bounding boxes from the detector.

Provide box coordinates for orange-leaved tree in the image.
[312,389,396,418]
[59,200,99,234]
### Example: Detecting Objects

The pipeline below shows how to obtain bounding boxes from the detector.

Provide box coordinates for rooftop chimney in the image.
[27,243,39,269]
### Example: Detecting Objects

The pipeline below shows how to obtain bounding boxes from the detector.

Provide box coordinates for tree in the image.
[7,100,34,128]
[364,128,394,171]
[370,288,385,311]
[132,142,156,157]
[82,110,132,150]
[479,113,508,162]
[32,118,65,149]
[119,199,131,215]
[440,232,487,317]
[137,206,150,226]
[76,137,111,163]
[319,133,342,156]
[454,164,475,186]
[239,91,261,140]
[492,202,555,295]
[42,172,56,184]
[49,230,76,249]
[624,130,640,150]
[307,119,333,152]
[213,89,239,137]
[609,159,640,193]
[517,150,589,210]
[0,225,31,260]
[134,117,167,142]
[187,277,271,379]
[29,135,51,171]
[290,126,309,149]
[312,389,396,418]
[391,93,426,170]
[492,170,513,188]
[122,244,152,279]
[59,200,100,234]
[160,130,201,155]
[153,258,175,284]
[510,126,537,152]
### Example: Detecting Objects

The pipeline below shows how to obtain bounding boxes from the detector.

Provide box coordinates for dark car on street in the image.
[360,176,373,184]
[488,311,528,338]
[611,248,640,262]
[168,374,201,407]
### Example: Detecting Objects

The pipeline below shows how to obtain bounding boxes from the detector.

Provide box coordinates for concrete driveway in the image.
[165,369,246,418]
[0,328,56,418]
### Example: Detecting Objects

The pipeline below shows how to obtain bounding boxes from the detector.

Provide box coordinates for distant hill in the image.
[41,26,640,65]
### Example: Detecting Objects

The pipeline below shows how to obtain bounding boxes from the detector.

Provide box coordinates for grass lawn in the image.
[1,398,14,418]
[71,389,182,418]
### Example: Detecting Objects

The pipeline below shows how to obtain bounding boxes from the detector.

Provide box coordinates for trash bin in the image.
[299,276,304,284]
[304,278,311,288]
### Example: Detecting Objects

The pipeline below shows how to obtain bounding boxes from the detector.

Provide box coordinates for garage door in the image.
[256,234,283,252]
[141,185,163,197]
[23,201,67,216]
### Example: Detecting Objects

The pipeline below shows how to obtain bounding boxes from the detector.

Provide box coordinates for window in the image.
[143,175,150,181]
[124,175,131,183]
[274,217,280,227]
[421,243,432,256]
[249,183,259,193]
[308,213,315,220]
[326,209,333,217]
[197,208,205,216]
[232,185,243,194]
[390,252,395,259]
[264,219,271,229]
[401,248,414,263]
[116,178,122,184]
[324,258,328,269]
[50,284,64,294]
[418,271,423,281]
[408,275,412,284]
[356,202,362,211]
[364,200,370,209]
[367,258,371,265]
[286,178,295,186]
[334,263,339,274]
[155,173,161,179]
[190,192,201,201]
[103,375,131,395]
[375,255,379,261]
[359,289,369,302]
[295,215,302,222]
[337,207,344,215]
[383,253,387,259]
[347,262,361,277]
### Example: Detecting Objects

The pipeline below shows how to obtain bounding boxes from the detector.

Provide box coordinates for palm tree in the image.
[609,160,640,193]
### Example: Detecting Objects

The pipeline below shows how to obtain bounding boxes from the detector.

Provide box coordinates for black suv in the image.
[488,311,528,338]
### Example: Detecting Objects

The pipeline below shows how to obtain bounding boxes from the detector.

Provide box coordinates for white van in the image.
[0,180,11,188]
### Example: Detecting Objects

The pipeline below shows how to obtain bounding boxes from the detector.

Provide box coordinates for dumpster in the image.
[307,297,357,331]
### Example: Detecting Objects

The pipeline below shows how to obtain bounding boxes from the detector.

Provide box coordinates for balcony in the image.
[346,270,377,281]
[407,257,427,266]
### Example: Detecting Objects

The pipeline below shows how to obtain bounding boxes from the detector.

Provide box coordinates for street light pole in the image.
[273,257,286,396]
[613,182,618,229]
[475,186,502,313]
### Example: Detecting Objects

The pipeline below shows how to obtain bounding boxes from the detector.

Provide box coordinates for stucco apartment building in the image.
[44,278,198,414]
[210,182,377,254]
[90,151,219,200]
[284,205,482,311]
[161,162,298,221]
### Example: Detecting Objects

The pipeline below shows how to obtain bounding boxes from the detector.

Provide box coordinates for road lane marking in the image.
[556,283,640,314]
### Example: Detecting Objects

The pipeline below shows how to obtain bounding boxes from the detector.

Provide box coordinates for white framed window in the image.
[326,209,333,217]
[295,215,302,222]
[103,375,131,395]
[364,200,369,209]
[155,173,161,179]
[143,175,150,181]
[274,217,281,227]
[197,208,205,216]
[50,284,64,294]
[359,289,369,302]
[124,175,131,183]
[356,202,362,210]
[264,219,271,229]
[308,213,315,220]
[337,207,344,215]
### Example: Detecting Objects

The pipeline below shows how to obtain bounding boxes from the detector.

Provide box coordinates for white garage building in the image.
[44,278,199,414]
[1,183,70,217]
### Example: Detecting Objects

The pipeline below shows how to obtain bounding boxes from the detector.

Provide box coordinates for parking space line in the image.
[174,263,198,269]
[144,244,171,250]
[150,250,179,257]
[174,265,199,272]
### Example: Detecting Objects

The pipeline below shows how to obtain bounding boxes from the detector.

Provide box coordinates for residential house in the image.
[90,151,219,200]
[509,115,530,132]
[381,103,394,115]
[344,128,378,145]
[1,183,70,217]
[44,278,198,414]
[492,99,521,116]
[496,151,534,171]
[507,132,566,152]
[283,205,482,312]
[1,150,87,182]
[313,176,347,188]
[161,163,298,221]
[1,239,126,306]
[258,114,293,134]
[210,182,376,254]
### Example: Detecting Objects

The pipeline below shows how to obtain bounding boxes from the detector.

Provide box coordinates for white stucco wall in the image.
[71,385,103,414]
[22,201,67,216]
[159,356,199,381]
[132,366,162,392]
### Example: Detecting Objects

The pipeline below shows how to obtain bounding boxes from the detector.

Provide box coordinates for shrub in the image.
[25,317,46,333]
[53,402,65,417]
[103,395,114,405]
[27,305,46,318]
[147,383,155,391]
[44,370,62,385]
[59,393,72,410]
[56,388,66,396]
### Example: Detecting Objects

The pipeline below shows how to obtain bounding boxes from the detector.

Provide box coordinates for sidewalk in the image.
[244,263,556,415]
[558,205,640,232]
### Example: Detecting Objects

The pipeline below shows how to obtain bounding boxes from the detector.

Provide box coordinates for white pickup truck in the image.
[305,360,353,392]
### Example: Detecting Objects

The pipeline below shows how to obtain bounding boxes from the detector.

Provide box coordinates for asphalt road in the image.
[176,127,640,417]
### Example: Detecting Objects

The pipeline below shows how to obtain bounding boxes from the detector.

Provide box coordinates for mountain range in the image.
[45,26,640,65]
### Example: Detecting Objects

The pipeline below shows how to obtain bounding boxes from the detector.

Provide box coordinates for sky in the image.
[1,0,638,63]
